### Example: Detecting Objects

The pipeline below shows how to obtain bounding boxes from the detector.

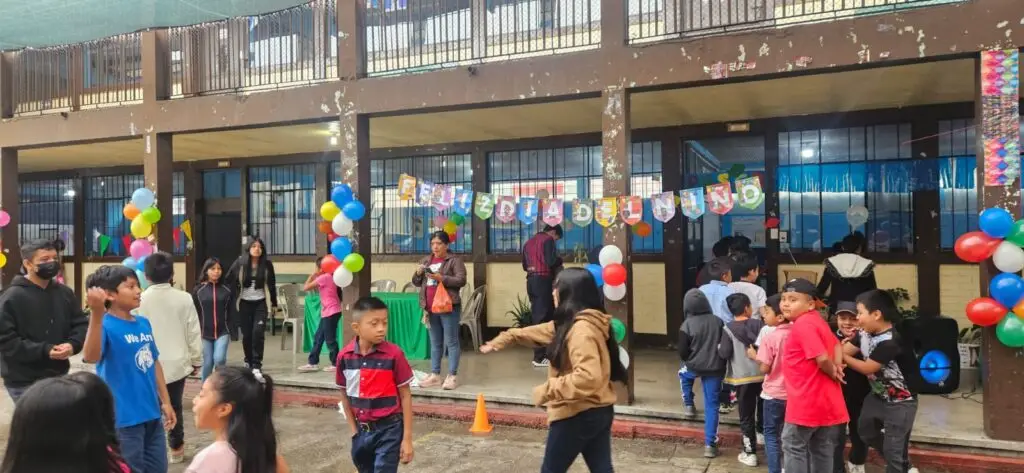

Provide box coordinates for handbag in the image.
[431,280,454,314]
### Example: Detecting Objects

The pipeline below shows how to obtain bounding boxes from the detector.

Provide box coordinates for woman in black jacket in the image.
[225,237,278,376]
[193,257,235,381]
[817,233,877,315]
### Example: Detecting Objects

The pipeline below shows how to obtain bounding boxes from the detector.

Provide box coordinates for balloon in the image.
[137,255,148,270]
[317,221,333,234]
[434,215,448,228]
[634,222,652,237]
[330,237,353,260]
[618,345,630,370]
[131,188,155,209]
[598,245,623,266]
[919,350,952,385]
[993,241,1024,273]
[343,253,365,272]
[0,210,9,227]
[141,206,162,224]
[990,272,1024,308]
[122,257,138,270]
[331,184,354,207]
[332,214,353,235]
[333,266,354,288]
[342,201,366,221]
[603,263,627,287]
[610,318,626,343]
[450,214,465,225]
[136,269,149,290]
[0,253,6,268]
[321,255,341,274]
[320,201,341,221]
[1007,219,1024,247]
[130,216,152,239]
[968,297,1009,326]
[447,231,457,242]
[585,263,604,286]
[954,231,1002,263]
[604,283,626,301]
[996,312,1024,348]
[327,232,339,242]
[129,239,153,260]
[123,203,141,220]
[443,221,458,235]
[980,207,1015,238]
[1014,299,1024,321]
[846,205,869,228]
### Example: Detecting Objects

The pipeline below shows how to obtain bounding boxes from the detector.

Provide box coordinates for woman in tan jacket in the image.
[481,267,628,473]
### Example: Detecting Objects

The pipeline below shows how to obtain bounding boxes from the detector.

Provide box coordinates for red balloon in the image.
[327,232,339,242]
[954,231,1002,263]
[321,255,341,274]
[966,297,1007,327]
[603,263,627,287]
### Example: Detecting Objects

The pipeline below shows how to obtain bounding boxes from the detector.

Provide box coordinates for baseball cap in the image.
[834,301,857,317]
[781,278,818,299]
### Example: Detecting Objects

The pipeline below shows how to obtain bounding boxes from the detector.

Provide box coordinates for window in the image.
[938,119,978,249]
[203,169,242,199]
[778,124,914,253]
[248,164,317,255]
[19,178,76,256]
[84,173,185,256]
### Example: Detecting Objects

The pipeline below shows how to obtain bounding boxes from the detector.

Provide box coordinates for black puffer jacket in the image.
[677,289,726,376]
[192,282,235,340]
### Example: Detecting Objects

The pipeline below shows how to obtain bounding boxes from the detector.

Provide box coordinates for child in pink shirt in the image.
[752,294,790,473]
[298,257,343,372]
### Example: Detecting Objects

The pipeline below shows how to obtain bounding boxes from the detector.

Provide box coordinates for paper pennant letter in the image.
[518,197,539,224]
[180,219,193,242]
[572,199,594,227]
[496,196,517,223]
[397,174,417,201]
[736,176,764,209]
[651,192,676,223]
[595,197,618,227]
[706,182,734,215]
[619,196,643,226]
[474,193,496,220]
[679,188,705,219]
[453,188,474,216]
[432,184,455,210]
[542,198,564,226]
[416,181,435,207]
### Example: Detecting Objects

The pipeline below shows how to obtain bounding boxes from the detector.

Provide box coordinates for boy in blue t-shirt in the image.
[82,265,176,473]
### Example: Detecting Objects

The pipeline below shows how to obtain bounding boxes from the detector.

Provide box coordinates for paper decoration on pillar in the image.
[542,199,564,226]
[416,182,434,206]
[706,182,734,215]
[619,196,643,226]
[572,199,594,227]
[980,49,1021,187]
[679,188,706,219]
[595,198,618,227]
[517,197,538,224]
[736,176,765,209]
[496,196,517,223]
[397,174,417,201]
[432,184,454,210]
[474,193,496,220]
[453,189,474,216]
[651,192,676,223]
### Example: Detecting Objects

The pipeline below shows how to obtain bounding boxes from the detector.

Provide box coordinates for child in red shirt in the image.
[778,278,848,473]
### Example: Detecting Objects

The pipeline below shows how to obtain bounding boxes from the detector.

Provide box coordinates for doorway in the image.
[197,170,243,270]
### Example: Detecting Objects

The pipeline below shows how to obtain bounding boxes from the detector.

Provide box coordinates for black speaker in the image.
[901,315,961,394]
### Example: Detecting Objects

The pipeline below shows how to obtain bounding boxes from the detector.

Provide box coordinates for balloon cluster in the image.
[317,184,367,289]
[433,213,465,241]
[954,207,1024,348]
[0,209,10,268]
[120,188,161,288]
[584,245,628,302]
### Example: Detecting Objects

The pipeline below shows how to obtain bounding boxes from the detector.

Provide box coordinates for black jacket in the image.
[225,257,279,307]
[817,253,877,312]
[0,276,88,387]
[193,282,235,340]
[678,289,726,376]
[835,328,871,413]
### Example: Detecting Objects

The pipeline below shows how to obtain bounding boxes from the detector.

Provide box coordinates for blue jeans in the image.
[351,417,403,473]
[679,368,722,446]
[763,398,787,473]
[118,418,168,473]
[309,312,341,366]
[5,385,29,403]
[201,335,230,381]
[428,306,461,376]
[541,405,614,473]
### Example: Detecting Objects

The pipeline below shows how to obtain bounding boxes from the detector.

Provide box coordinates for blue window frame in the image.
[19,178,76,256]
[248,164,317,255]
[84,172,185,256]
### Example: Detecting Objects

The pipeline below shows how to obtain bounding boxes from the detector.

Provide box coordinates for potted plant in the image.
[506,295,532,328]
[958,324,982,369]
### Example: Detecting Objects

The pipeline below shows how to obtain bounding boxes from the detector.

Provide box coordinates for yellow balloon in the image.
[130,215,152,238]
[0,253,6,268]
[320,201,341,221]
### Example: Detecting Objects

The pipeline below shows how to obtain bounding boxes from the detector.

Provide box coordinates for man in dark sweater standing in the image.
[0,239,88,401]
[521,224,563,367]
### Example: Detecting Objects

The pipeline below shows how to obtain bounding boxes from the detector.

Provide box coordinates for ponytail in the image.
[215,367,279,473]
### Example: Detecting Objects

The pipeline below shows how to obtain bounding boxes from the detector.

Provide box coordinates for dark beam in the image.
[0,148,19,286]
[315,161,329,256]
[0,52,11,119]
[470,148,489,333]
[660,133,684,336]
[763,126,781,293]
[143,133,174,253]
[911,117,940,316]
[337,0,367,80]
[140,29,171,103]
[182,163,199,289]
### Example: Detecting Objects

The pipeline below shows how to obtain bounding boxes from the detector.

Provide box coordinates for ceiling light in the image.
[800,148,815,159]
[328,122,340,133]
[64,189,76,198]
[329,136,339,146]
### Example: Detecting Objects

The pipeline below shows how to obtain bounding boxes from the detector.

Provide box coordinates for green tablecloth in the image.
[303,291,429,360]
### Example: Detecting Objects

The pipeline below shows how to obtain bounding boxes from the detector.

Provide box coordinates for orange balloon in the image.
[123,203,140,220]
[634,221,652,238]
[317,221,333,234]
[1013,299,1024,320]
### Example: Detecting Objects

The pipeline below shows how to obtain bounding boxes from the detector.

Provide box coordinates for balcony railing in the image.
[169,0,337,97]
[366,0,601,76]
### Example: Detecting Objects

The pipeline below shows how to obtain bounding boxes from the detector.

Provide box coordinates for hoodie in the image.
[487,309,619,424]
[138,283,203,384]
[677,289,726,377]
[0,276,88,387]
[193,281,235,340]
[816,253,877,311]
[719,318,765,385]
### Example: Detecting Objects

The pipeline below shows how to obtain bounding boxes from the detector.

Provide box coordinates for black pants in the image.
[541,405,614,473]
[834,396,868,472]
[351,416,403,473]
[166,378,186,450]
[309,312,341,366]
[736,383,762,454]
[238,299,268,369]
[859,396,918,473]
[526,275,554,363]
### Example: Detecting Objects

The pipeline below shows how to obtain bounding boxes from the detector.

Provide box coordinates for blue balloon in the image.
[586,263,604,287]
[980,207,1015,238]
[330,237,353,261]
[919,349,952,385]
[331,184,354,207]
[342,200,366,221]
[136,269,149,290]
[990,272,1024,308]
[122,257,138,270]
[131,187,155,209]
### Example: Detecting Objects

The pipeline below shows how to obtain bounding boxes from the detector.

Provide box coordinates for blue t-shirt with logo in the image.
[96,314,162,429]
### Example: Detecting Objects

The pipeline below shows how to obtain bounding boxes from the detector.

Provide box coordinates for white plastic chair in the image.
[460,284,486,350]
[278,284,302,367]
[370,279,397,293]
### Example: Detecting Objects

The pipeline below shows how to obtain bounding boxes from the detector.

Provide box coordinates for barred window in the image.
[248,164,317,255]
[84,173,185,256]
[19,178,76,256]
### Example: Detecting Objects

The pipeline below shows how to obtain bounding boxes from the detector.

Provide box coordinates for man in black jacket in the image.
[0,239,87,401]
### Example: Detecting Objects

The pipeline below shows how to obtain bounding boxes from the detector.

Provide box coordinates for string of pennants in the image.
[396,173,766,227]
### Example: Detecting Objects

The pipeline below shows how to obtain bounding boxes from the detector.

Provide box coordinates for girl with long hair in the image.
[187,366,289,473]
[194,257,235,381]
[225,237,278,376]
[481,267,627,473]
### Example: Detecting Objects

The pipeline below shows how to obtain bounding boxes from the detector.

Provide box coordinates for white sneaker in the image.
[297,364,319,372]
[737,452,758,467]
[847,462,865,473]
[756,432,765,445]
[532,359,550,368]
[908,468,920,473]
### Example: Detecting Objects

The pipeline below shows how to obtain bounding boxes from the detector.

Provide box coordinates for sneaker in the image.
[908,467,920,473]
[419,374,442,388]
[703,445,719,458]
[737,452,758,467]
[756,432,765,445]
[323,365,336,372]
[442,375,458,390]
[251,368,263,380]
[168,448,184,464]
[532,359,550,368]
[683,405,697,419]
[719,403,735,414]
[297,364,319,372]
[847,462,865,473]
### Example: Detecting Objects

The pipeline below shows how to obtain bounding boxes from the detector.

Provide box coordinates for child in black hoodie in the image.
[832,301,870,473]
[718,293,765,467]
[678,289,727,459]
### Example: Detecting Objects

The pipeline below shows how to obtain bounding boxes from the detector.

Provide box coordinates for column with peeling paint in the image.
[141,29,175,254]
[0,52,16,286]
[337,101,371,345]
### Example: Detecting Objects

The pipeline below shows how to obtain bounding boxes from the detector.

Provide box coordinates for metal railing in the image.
[366,0,601,76]
[628,0,960,43]
[169,0,337,97]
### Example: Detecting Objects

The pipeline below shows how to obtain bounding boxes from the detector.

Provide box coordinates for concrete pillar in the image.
[140,29,171,103]
[337,110,371,344]
[337,0,367,80]
[0,148,19,286]
[660,135,684,334]
[0,51,13,119]
[143,133,175,254]
[471,149,490,333]
[601,86,634,403]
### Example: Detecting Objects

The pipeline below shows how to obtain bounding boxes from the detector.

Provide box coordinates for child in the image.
[193,257,235,381]
[677,288,727,459]
[140,251,203,464]
[832,301,870,473]
[188,366,290,473]
[718,293,765,467]
[337,297,415,473]
[83,265,176,473]
[298,256,343,372]
[843,290,922,473]
[698,256,737,413]
[752,294,791,473]
[729,254,767,319]
[779,278,848,473]
[0,373,130,473]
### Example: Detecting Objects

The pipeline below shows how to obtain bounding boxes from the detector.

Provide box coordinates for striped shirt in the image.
[336,339,414,423]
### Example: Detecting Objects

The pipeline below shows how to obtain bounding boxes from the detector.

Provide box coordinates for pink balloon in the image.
[434,215,448,228]
[129,239,153,260]
[0,210,9,227]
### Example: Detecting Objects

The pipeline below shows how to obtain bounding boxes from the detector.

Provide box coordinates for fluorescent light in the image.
[801,148,815,159]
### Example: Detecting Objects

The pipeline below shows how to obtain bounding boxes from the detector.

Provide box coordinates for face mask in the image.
[34,262,60,280]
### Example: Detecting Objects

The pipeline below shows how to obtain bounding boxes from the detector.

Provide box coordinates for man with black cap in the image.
[521,224,563,367]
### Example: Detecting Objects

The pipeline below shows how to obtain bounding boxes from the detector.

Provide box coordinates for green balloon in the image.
[450,213,465,225]
[996,312,1024,348]
[342,253,365,273]
[1007,219,1024,246]
[610,318,626,344]
[141,206,162,224]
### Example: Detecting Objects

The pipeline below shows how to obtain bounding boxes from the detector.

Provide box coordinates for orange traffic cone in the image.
[469,393,493,434]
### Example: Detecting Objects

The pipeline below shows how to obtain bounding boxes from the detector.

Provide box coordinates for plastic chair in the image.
[460,284,487,350]
[278,284,303,367]
[402,282,419,293]
[370,279,397,293]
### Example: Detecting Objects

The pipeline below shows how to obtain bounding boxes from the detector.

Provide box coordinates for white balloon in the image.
[993,241,1024,273]
[619,345,630,370]
[846,205,869,228]
[333,266,354,288]
[603,283,627,301]
[332,214,354,235]
[598,245,623,267]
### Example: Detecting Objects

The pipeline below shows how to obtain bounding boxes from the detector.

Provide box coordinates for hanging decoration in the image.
[572,199,594,227]
[320,183,368,289]
[706,182,734,215]
[432,184,454,210]
[517,197,538,224]
[496,196,517,224]
[596,244,628,302]
[453,189,474,217]
[474,193,496,220]
[619,196,643,226]
[651,192,676,223]
[679,188,705,219]
[397,174,417,201]
[736,176,765,209]
[541,198,564,226]
[980,49,1020,187]
[595,198,617,227]
[416,181,434,207]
